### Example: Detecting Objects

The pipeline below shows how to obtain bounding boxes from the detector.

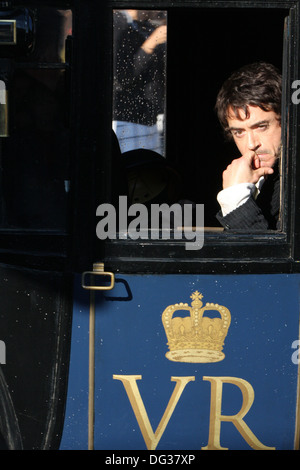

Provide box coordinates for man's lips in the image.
[256,152,273,160]
[255,153,275,168]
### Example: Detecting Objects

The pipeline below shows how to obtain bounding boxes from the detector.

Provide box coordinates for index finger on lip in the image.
[243,151,257,164]
[243,151,259,168]
[253,153,260,168]
[244,151,256,160]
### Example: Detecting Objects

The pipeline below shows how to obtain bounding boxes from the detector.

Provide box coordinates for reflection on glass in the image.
[112,10,167,156]
[29,8,72,63]
[0,8,72,230]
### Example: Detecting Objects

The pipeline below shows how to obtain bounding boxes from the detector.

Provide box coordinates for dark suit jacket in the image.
[216,163,281,230]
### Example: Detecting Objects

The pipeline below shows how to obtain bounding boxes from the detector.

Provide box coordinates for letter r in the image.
[202,376,275,450]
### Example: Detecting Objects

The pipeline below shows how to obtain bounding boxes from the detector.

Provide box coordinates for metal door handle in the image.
[81,262,115,450]
[81,262,114,291]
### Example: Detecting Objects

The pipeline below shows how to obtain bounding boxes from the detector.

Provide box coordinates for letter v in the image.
[113,375,195,450]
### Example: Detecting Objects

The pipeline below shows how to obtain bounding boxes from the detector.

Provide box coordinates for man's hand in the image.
[222,151,274,189]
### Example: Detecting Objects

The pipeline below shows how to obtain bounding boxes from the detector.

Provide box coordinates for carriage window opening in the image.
[166,8,287,231]
[110,7,288,243]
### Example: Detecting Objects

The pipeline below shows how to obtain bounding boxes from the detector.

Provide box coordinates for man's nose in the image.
[247,131,260,151]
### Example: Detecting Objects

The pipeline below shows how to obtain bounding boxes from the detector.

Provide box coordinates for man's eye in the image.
[232,130,244,137]
[258,124,268,131]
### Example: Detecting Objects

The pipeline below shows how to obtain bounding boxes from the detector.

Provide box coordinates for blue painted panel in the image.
[60,284,90,450]
[60,273,300,450]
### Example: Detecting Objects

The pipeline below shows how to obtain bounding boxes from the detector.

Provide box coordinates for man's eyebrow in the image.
[249,119,270,128]
[228,120,270,132]
[227,125,243,132]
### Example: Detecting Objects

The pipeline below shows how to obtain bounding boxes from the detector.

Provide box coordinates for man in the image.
[215,62,282,230]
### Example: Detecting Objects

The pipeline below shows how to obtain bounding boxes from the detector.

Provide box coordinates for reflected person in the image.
[113,10,167,154]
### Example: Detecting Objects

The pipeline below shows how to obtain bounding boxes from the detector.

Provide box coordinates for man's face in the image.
[227,105,282,169]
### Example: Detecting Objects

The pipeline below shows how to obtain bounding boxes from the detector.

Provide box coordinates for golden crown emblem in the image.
[162,291,231,363]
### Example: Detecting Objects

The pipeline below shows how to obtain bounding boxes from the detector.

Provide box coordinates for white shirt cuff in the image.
[217,178,264,216]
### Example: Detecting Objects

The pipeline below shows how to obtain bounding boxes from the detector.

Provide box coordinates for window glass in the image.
[111,8,287,236]
[0,8,72,230]
[112,9,167,156]
[22,8,72,64]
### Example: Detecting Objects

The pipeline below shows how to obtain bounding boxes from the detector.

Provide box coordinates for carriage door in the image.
[60,3,300,451]
[0,2,74,449]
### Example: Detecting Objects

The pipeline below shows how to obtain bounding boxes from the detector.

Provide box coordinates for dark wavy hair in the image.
[215,62,282,138]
